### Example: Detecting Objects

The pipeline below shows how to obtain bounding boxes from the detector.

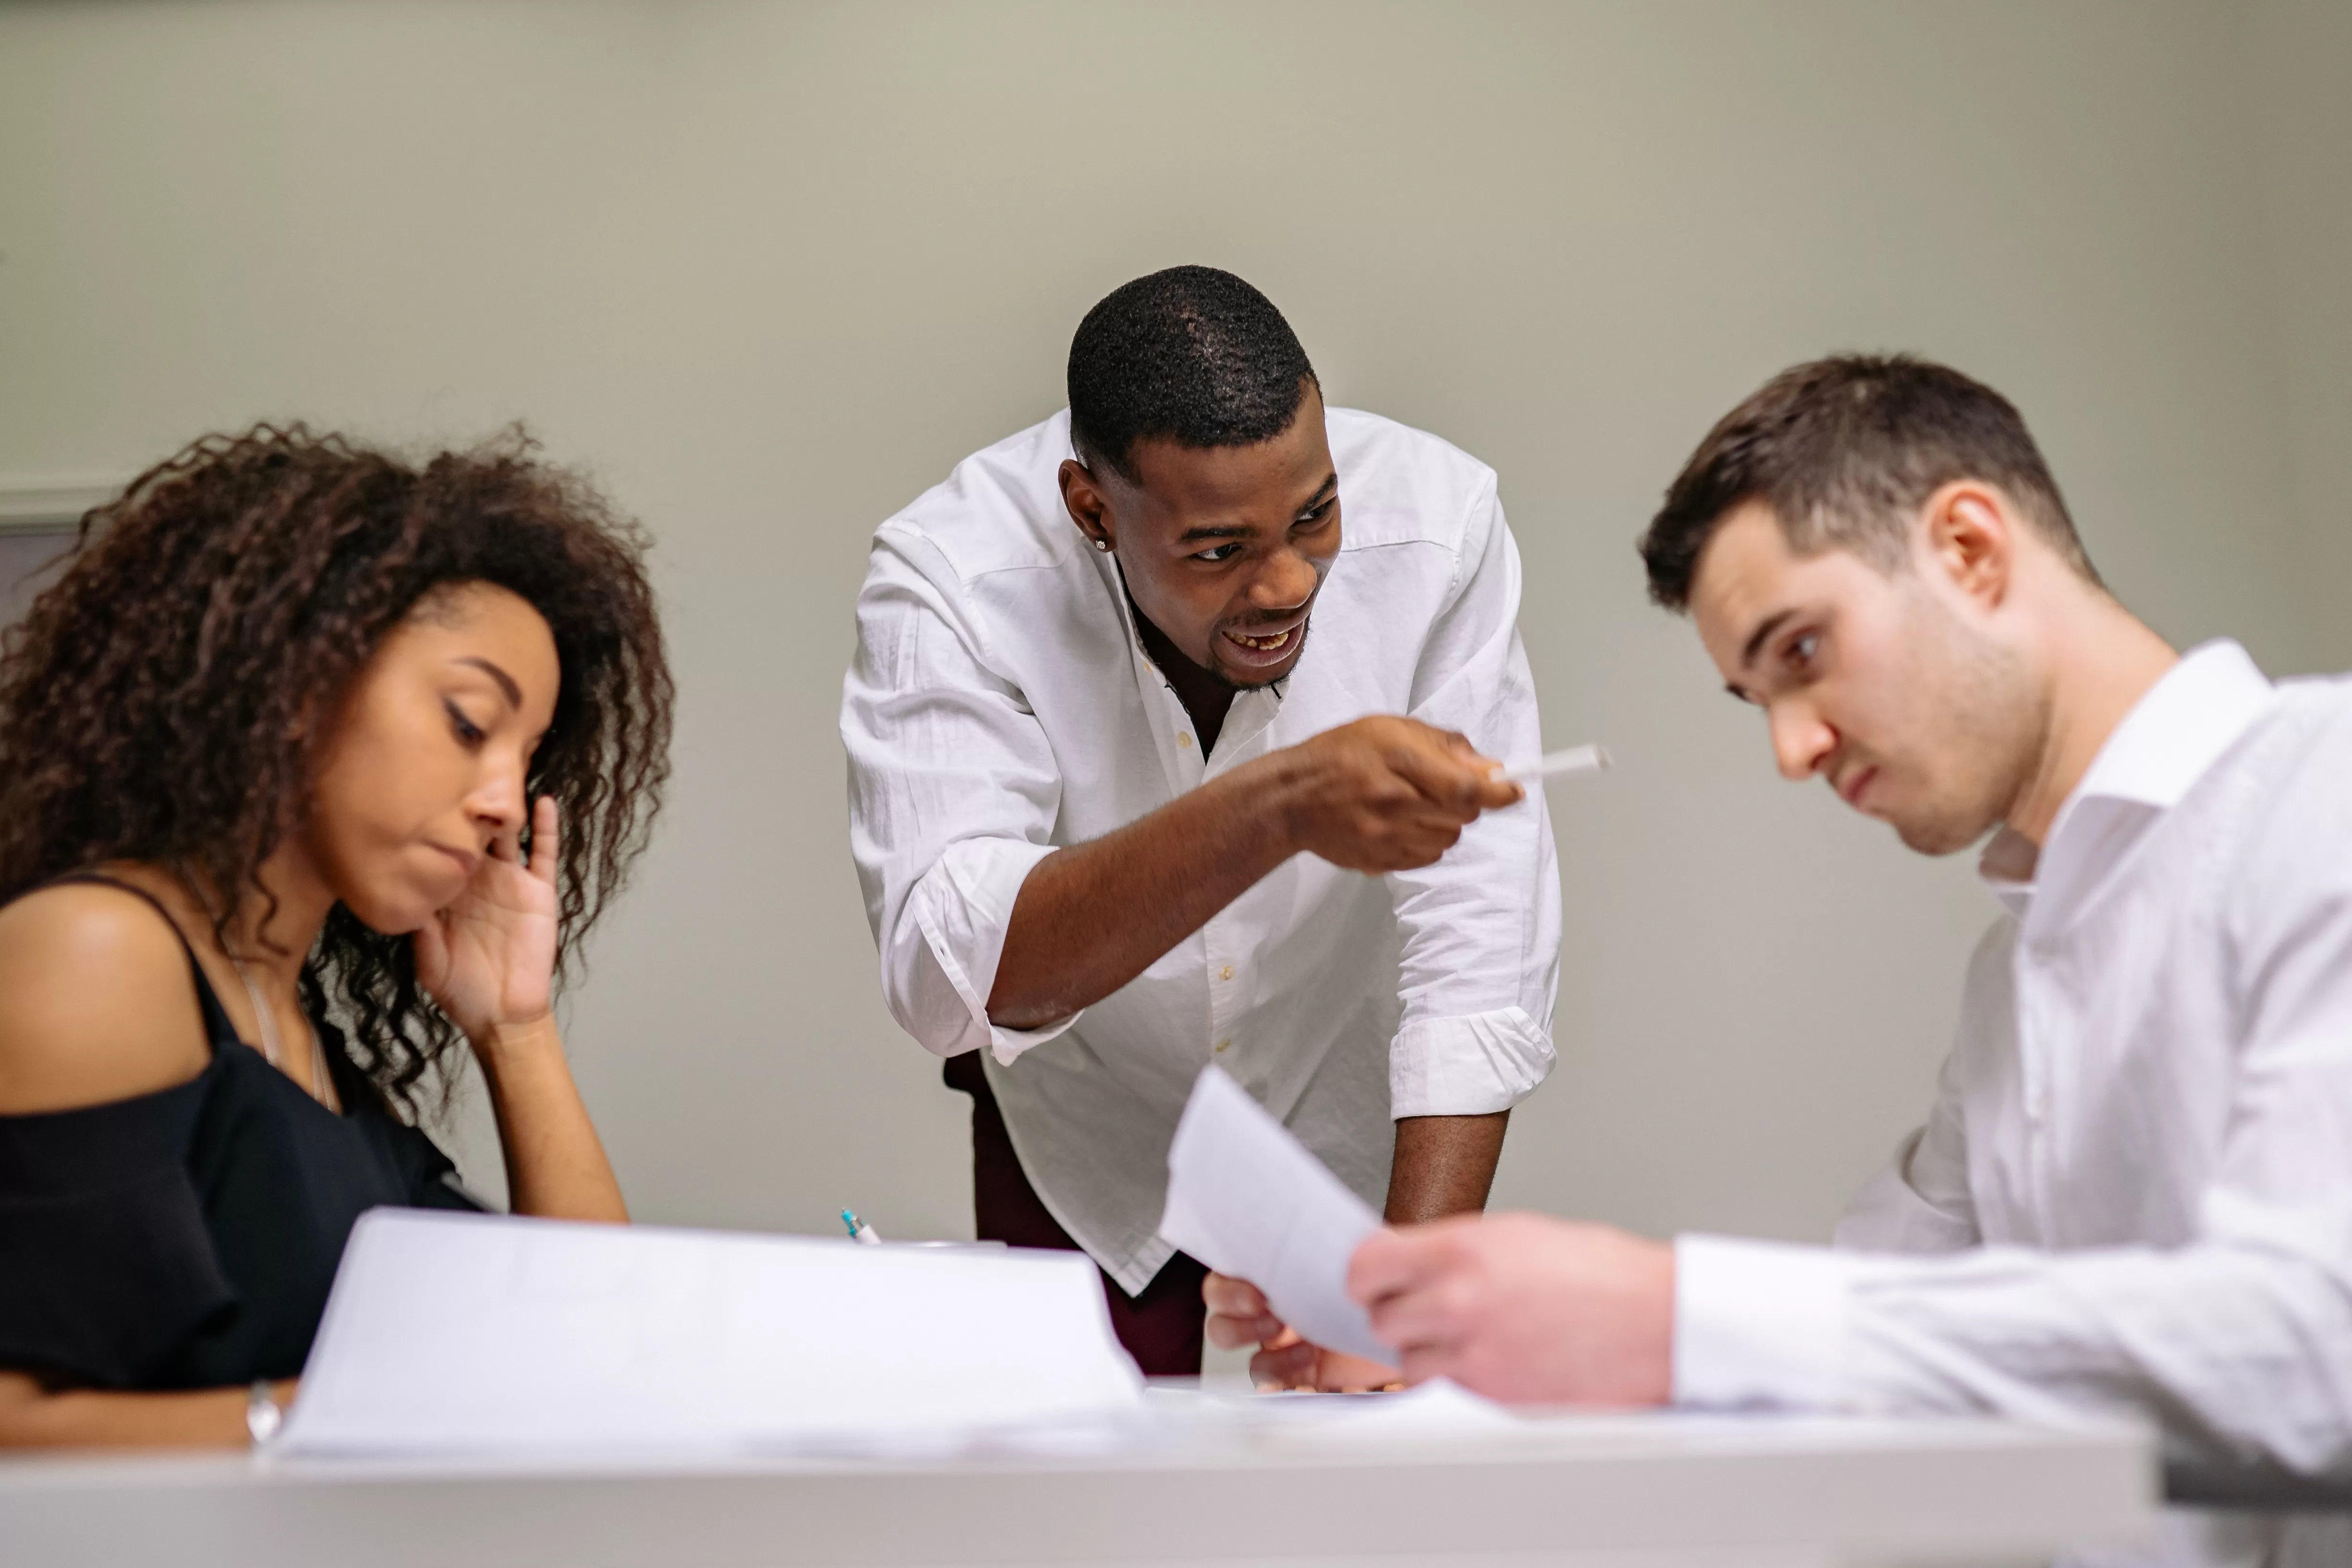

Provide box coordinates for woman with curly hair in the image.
[0,425,673,1446]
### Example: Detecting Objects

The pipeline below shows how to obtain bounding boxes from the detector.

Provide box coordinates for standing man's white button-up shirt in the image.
[843,407,1561,1294]
[1676,641,2352,1568]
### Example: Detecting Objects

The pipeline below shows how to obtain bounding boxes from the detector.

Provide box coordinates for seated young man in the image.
[1320,356,2351,1566]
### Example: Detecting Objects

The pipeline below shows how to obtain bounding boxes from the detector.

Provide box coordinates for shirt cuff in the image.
[909,837,1078,1065]
[1388,1006,1554,1118]
[1672,1233,1853,1410]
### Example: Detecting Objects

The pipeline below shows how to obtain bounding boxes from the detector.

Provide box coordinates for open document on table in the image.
[1157,1064,1393,1367]
[278,1068,1441,1461]
[276,1210,1145,1459]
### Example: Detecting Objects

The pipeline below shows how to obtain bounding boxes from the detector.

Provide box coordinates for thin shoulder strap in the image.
[41,873,240,1053]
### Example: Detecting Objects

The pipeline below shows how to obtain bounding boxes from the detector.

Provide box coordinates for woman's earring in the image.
[1094,538,1113,553]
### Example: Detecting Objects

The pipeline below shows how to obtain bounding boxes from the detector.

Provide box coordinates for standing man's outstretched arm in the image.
[988,717,1517,1028]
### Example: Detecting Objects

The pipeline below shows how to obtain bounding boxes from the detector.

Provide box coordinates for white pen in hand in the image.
[1494,743,1613,786]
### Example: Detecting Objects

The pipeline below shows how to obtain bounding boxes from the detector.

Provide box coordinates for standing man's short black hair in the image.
[1067,266,1319,481]
[1639,354,2099,611]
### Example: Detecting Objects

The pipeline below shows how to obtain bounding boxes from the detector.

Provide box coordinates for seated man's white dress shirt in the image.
[842,407,1562,1296]
[1676,641,2352,1568]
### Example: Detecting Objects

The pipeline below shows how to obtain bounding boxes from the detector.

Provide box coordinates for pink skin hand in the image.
[1344,1212,1676,1405]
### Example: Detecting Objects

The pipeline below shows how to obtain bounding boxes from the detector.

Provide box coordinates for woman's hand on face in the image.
[414,795,626,1224]
[415,796,560,1044]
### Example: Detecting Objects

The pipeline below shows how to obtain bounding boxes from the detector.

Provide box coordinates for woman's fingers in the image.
[413,911,449,988]
[528,795,560,885]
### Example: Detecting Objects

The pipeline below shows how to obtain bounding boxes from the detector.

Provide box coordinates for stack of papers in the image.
[282,1066,1453,1461]
[277,1210,1146,1459]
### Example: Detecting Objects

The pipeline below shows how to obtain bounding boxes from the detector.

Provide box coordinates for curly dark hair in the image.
[0,424,674,1118]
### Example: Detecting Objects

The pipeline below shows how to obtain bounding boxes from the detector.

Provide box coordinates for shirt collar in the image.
[1978,639,2276,917]
[2067,638,2275,812]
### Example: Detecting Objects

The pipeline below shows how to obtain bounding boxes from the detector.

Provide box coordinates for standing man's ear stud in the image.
[1095,539,1113,552]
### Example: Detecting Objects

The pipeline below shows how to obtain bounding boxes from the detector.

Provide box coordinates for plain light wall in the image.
[2,3,2343,1275]
[0,534,70,629]
[2246,0,2352,668]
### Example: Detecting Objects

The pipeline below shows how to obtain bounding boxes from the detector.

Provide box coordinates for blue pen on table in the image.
[840,1209,883,1245]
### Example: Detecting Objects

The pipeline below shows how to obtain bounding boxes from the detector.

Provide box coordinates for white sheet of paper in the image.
[276,1210,1145,1459]
[1157,1065,1392,1366]
[1497,742,1612,785]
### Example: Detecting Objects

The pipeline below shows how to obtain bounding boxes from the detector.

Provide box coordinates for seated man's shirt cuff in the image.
[1673,1233,1854,1410]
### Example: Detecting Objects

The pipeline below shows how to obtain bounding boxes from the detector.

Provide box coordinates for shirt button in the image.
[1177,732,1193,749]
[1218,966,1233,981]
[1215,1039,1230,1054]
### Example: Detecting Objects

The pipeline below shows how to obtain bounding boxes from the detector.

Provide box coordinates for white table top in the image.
[1,1386,2156,1568]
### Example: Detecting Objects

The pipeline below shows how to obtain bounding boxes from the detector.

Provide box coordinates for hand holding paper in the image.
[1203,1274,1402,1390]
[1158,1065,1394,1368]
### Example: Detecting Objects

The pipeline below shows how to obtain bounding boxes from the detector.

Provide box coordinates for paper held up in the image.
[276,1209,1145,1459]
[1158,1065,1393,1367]
[1496,743,1612,786]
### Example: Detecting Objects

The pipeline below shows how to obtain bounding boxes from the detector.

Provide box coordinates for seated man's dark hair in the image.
[1066,265,1319,480]
[1639,354,2099,611]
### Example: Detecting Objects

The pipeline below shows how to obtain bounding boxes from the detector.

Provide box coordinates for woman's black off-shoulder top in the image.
[0,876,481,1391]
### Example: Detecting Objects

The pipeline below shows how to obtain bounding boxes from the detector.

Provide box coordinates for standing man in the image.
[1342,356,2352,1564]
[842,267,1560,1382]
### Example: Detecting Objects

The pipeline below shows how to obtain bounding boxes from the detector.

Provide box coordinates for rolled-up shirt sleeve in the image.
[1383,480,1562,1119]
[841,526,1076,1064]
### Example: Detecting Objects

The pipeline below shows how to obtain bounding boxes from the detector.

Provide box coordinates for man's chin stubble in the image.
[1892,798,2008,857]
[1896,819,1980,856]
